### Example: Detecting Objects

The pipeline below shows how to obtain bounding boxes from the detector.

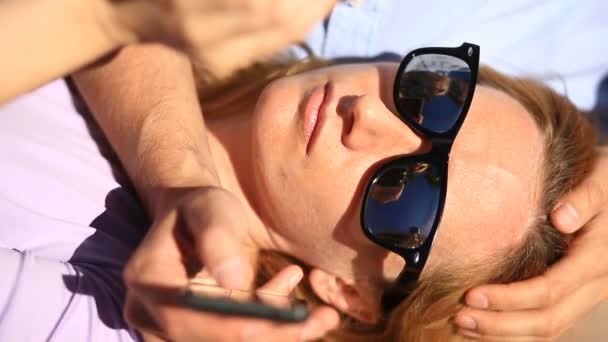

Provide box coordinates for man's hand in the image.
[111,0,336,79]
[123,186,339,341]
[453,147,608,340]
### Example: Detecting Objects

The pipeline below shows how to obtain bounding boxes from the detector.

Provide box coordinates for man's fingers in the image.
[464,273,571,312]
[183,12,270,47]
[465,229,606,312]
[138,331,166,342]
[551,180,605,233]
[457,210,608,340]
[193,0,336,79]
[551,148,608,233]
[455,331,549,342]
[247,306,340,342]
[124,294,164,338]
[181,189,255,290]
[196,27,305,80]
[298,306,341,341]
[255,265,304,308]
[123,211,196,338]
[455,279,606,340]
[123,210,188,289]
[258,265,304,295]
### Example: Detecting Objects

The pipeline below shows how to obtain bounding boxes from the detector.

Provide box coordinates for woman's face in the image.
[249,63,544,292]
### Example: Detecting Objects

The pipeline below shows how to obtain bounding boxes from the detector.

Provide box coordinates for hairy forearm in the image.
[73,44,219,216]
[0,0,134,104]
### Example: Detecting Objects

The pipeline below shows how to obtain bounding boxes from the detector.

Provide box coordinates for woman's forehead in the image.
[435,85,544,261]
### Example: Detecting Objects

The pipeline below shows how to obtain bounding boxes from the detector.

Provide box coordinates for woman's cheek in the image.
[321,162,367,221]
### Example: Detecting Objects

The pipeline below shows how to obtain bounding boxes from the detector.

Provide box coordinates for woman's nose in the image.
[339,94,426,154]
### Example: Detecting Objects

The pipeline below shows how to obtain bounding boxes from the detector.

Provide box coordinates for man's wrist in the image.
[136,152,221,217]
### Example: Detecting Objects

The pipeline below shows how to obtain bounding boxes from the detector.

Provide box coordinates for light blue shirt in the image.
[292,0,608,110]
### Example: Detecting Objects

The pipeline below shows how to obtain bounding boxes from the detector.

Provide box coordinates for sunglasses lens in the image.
[395,54,471,133]
[363,162,443,249]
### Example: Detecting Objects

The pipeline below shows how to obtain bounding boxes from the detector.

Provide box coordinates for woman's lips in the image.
[304,82,330,154]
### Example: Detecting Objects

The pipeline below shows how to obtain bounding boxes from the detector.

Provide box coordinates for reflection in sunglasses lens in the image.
[365,162,442,249]
[396,54,471,133]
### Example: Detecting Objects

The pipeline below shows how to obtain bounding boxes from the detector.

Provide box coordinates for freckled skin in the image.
[247,63,544,290]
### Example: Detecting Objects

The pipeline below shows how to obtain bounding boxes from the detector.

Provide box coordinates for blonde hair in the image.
[195,59,597,341]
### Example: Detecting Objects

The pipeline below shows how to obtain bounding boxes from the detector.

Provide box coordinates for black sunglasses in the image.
[360,43,480,312]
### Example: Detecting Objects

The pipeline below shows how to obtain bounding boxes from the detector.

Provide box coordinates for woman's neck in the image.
[205,107,277,252]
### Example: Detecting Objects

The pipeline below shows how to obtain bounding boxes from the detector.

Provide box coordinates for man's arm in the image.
[73,44,341,341]
[72,44,218,215]
[0,0,133,104]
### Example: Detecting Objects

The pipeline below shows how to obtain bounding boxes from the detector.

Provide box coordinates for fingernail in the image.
[553,203,579,230]
[212,258,251,289]
[466,292,488,309]
[289,271,304,288]
[455,315,477,331]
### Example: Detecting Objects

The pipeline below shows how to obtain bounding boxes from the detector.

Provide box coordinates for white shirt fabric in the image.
[294,0,608,110]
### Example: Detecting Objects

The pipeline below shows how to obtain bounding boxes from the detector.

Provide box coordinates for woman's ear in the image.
[309,268,381,324]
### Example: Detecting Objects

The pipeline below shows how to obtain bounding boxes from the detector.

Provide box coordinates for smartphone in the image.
[177,282,310,323]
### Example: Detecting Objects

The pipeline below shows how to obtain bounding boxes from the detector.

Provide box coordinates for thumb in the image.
[181,192,256,290]
[192,220,256,290]
[209,255,255,291]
